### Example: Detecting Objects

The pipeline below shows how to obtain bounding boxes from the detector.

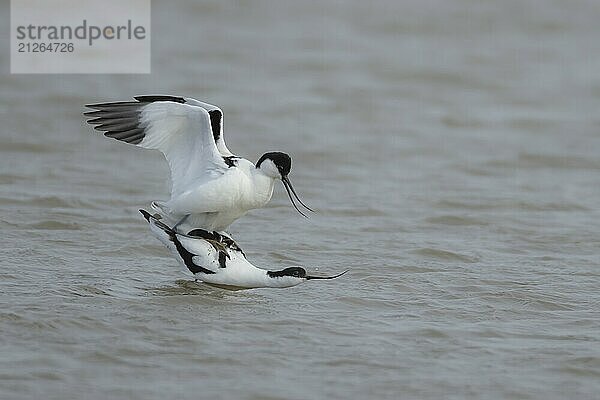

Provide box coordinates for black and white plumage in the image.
[139,210,348,290]
[85,95,313,232]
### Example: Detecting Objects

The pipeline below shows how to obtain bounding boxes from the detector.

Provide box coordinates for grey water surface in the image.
[1,1,600,399]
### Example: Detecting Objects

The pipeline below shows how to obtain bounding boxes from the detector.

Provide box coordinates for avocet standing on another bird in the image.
[139,210,347,290]
[85,95,313,232]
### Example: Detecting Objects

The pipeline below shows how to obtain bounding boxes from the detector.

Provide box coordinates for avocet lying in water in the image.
[139,210,347,290]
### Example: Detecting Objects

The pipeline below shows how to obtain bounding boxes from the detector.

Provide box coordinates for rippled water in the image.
[1,1,600,398]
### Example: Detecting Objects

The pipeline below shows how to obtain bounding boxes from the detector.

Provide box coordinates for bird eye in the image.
[293,271,299,277]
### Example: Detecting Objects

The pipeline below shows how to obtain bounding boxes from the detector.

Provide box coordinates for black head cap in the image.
[267,266,306,278]
[257,152,292,176]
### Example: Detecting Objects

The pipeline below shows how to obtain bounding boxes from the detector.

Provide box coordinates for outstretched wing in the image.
[85,95,229,196]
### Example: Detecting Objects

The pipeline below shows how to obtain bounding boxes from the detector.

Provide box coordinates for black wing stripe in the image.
[170,233,215,275]
[139,209,216,275]
[209,110,222,142]
[134,95,186,104]
[218,252,227,268]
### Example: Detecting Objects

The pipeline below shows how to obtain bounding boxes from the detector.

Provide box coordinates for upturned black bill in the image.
[281,176,315,218]
[306,269,349,280]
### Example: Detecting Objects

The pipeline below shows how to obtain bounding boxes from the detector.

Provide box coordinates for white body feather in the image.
[152,159,276,232]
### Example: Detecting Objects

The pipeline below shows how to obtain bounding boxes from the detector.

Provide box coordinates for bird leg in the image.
[206,239,229,255]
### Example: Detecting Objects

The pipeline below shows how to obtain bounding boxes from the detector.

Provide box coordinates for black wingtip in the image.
[139,209,152,222]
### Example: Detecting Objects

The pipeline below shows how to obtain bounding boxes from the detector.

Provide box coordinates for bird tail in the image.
[149,201,188,228]
[139,209,173,232]
[139,209,180,251]
[139,209,200,277]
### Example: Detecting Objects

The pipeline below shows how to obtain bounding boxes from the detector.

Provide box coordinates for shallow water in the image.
[1,0,600,399]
